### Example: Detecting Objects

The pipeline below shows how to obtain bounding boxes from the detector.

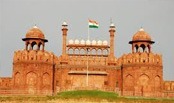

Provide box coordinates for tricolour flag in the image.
[88,19,99,28]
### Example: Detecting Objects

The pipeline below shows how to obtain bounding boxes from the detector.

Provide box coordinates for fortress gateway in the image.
[0,22,174,97]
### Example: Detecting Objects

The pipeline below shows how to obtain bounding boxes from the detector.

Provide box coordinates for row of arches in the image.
[25,41,45,51]
[132,44,151,53]
[67,48,109,55]
[14,71,51,86]
[124,74,161,94]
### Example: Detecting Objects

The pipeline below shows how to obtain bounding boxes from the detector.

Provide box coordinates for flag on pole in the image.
[88,19,99,28]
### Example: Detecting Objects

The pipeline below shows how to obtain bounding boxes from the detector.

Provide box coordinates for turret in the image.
[62,21,68,55]
[129,27,154,53]
[22,26,48,51]
[109,22,116,57]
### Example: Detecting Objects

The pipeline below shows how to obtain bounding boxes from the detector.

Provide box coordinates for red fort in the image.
[0,22,174,98]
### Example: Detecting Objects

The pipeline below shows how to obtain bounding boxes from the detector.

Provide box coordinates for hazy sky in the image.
[1,0,174,80]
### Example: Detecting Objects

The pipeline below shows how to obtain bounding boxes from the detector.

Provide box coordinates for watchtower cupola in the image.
[129,28,154,53]
[22,26,48,51]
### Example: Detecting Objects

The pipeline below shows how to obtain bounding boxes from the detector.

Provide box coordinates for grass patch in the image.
[56,90,118,101]
[0,90,174,103]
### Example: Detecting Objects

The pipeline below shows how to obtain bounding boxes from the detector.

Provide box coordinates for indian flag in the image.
[88,19,99,28]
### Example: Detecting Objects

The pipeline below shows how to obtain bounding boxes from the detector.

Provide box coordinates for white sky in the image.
[0,0,174,80]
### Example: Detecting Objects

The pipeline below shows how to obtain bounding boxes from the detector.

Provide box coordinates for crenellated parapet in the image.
[118,52,162,66]
[13,50,55,64]
[163,81,174,91]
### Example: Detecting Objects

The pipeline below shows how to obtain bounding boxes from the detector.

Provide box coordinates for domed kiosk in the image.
[129,28,154,53]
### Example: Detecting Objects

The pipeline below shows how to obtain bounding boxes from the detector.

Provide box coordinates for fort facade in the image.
[0,22,174,97]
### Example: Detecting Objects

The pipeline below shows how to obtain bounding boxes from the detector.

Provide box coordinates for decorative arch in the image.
[43,72,50,86]
[14,72,21,86]
[124,74,134,91]
[137,74,149,86]
[26,72,37,94]
[154,75,161,91]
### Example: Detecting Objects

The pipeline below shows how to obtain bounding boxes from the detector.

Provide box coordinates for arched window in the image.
[31,41,37,50]
[91,49,96,55]
[80,49,86,55]
[103,49,108,55]
[68,48,74,54]
[97,49,102,55]
[134,44,139,52]
[140,44,146,52]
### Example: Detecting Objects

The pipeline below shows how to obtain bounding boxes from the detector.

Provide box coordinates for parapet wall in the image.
[13,50,57,64]
[118,52,162,66]
[0,78,12,90]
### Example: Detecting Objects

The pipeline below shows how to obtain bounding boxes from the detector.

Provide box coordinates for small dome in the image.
[63,21,67,26]
[132,28,151,41]
[97,40,102,45]
[86,40,91,45]
[103,40,108,45]
[68,39,74,44]
[80,39,85,44]
[75,39,79,44]
[92,40,97,45]
[110,23,115,27]
[26,26,45,39]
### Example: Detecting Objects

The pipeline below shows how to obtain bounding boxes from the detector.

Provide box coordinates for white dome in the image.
[110,23,115,27]
[75,39,79,44]
[86,40,91,45]
[92,40,97,45]
[97,40,102,45]
[103,40,108,45]
[139,27,144,31]
[80,39,85,44]
[63,21,67,26]
[68,39,74,44]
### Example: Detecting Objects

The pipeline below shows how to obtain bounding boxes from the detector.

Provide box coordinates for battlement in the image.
[0,77,12,89]
[13,50,56,64]
[118,52,162,66]
[58,55,117,66]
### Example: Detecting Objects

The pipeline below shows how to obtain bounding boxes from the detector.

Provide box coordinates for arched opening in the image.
[74,48,79,55]
[103,49,108,55]
[38,42,43,50]
[134,44,139,53]
[68,48,74,54]
[14,72,21,86]
[80,48,86,55]
[91,49,96,55]
[97,49,102,55]
[31,41,37,50]
[140,44,146,52]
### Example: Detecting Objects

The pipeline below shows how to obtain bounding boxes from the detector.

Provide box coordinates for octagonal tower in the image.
[12,26,55,95]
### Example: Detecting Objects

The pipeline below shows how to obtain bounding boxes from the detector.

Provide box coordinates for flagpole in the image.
[86,20,89,87]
